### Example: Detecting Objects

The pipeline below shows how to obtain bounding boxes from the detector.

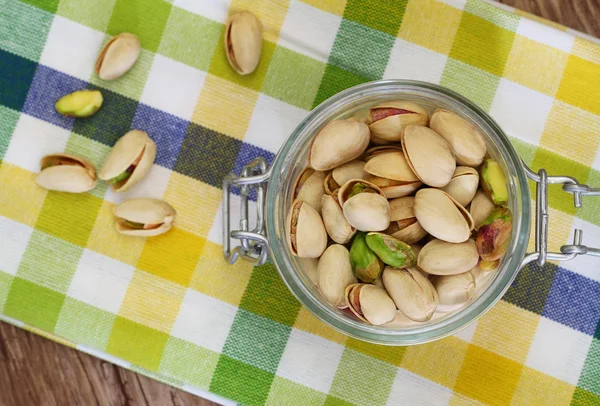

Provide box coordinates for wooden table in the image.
[1,1,599,405]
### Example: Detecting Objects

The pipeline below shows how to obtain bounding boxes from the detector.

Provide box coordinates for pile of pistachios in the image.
[289,102,512,326]
[35,33,176,237]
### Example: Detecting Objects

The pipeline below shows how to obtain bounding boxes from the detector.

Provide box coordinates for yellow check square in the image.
[119,270,186,334]
[300,0,346,16]
[556,55,600,116]
[448,393,484,406]
[512,366,575,405]
[0,163,47,227]
[398,0,462,55]
[293,306,347,345]
[229,0,290,43]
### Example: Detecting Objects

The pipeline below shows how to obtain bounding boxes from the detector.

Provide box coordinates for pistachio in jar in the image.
[430,109,487,167]
[414,188,474,243]
[476,207,512,261]
[363,151,423,198]
[338,179,390,232]
[417,238,479,276]
[440,166,479,208]
[469,189,496,229]
[287,199,327,258]
[431,271,476,309]
[318,244,357,308]
[385,196,428,244]
[294,168,326,212]
[345,283,396,325]
[366,101,428,142]
[382,266,438,322]
[321,194,356,244]
[309,119,370,171]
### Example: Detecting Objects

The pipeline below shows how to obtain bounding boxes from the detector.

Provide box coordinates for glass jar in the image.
[223,80,600,345]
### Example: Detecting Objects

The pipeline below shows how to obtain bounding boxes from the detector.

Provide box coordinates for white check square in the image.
[0,217,33,276]
[173,0,230,23]
[387,368,453,405]
[384,39,447,84]
[517,18,574,53]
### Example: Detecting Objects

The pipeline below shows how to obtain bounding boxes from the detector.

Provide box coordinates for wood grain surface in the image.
[1,1,598,405]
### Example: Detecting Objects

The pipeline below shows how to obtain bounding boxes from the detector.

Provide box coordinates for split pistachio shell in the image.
[310,119,370,171]
[383,310,420,327]
[470,189,496,229]
[345,284,396,325]
[321,194,356,244]
[332,161,366,186]
[365,232,416,268]
[417,238,479,275]
[36,154,97,193]
[365,174,422,199]
[295,169,326,213]
[364,146,403,162]
[441,166,479,207]
[386,197,428,244]
[382,266,438,322]
[431,272,475,306]
[339,180,390,232]
[297,257,319,286]
[402,125,456,187]
[224,11,263,75]
[99,130,156,192]
[287,200,327,258]
[430,109,487,167]
[317,244,357,308]
[350,232,383,282]
[55,90,103,118]
[414,188,474,243]
[367,101,429,142]
[363,151,419,182]
[95,33,141,81]
[324,172,340,196]
[114,198,176,237]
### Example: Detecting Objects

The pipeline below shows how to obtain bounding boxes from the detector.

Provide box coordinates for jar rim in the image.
[265,80,531,345]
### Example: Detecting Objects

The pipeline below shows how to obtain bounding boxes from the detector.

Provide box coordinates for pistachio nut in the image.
[469,189,496,229]
[338,180,390,232]
[317,244,357,308]
[321,194,356,244]
[55,90,103,118]
[382,266,438,322]
[323,172,340,197]
[332,160,366,186]
[310,119,370,171]
[99,130,156,192]
[385,196,428,244]
[367,101,428,142]
[414,188,474,243]
[345,284,396,325]
[430,109,487,167]
[95,33,141,81]
[224,11,263,75]
[36,154,97,193]
[417,238,479,275]
[114,198,176,237]
[401,125,456,188]
[382,310,420,327]
[364,174,422,199]
[297,257,319,286]
[431,271,475,307]
[287,199,328,258]
[295,169,326,213]
[365,232,416,268]
[364,145,403,162]
[480,159,508,205]
[349,232,383,283]
[440,166,479,207]
[476,207,512,261]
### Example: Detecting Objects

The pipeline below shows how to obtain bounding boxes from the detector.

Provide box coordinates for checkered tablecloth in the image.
[1,0,600,404]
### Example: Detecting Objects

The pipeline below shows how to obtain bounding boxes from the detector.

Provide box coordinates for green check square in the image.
[532,148,590,215]
[35,191,103,247]
[55,297,115,350]
[509,137,537,168]
[158,6,222,72]
[449,12,515,77]
[222,309,291,373]
[262,46,326,110]
[579,169,600,227]
[571,387,600,406]
[210,355,275,406]
[4,277,66,331]
[346,337,406,365]
[329,19,395,80]
[465,0,520,31]
[106,316,169,371]
[0,106,20,161]
[440,58,500,111]
[266,376,326,406]
[324,396,355,406]
[209,37,276,92]
[313,64,368,109]
[577,338,600,396]
[344,0,407,36]
[20,0,58,14]
[330,348,396,406]
[89,45,154,101]
[0,0,54,62]
[0,271,13,312]
[107,0,172,53]
[159,337,219,390]
[56,0,117,32]
[17,230,83,293]
[239,263,301,326]
[65,133,110,199]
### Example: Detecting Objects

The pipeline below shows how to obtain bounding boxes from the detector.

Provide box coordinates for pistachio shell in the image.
[345,284,396,325]
[338,179,385,205]
[317,245,357,308]
[387,221,427,244]
[287,200,327,258]
[321,194,356,244]
[414,188,473,243]
[402,125,455,188]
[297,257,319,286]
[382,266,438,322]
[310,120,370,171]
[382,310,420,327]
[364,146,403,162]
[431,271,475,306]
[95,33,141,81]
[295,169,326,213]
[417,238,479,275]
[323,172,340,196]
[99,130,156,192]
[469,189,496,229]
[36,154,97,193]
[440,166,479,207]
[363,151,419,182]
[367,101,429,142]
[224,11,263,75]
[430,109,487,167]
[343,193,390,232]
[332,161,366,186]
[114,198,176,237]
[370,133,396,145]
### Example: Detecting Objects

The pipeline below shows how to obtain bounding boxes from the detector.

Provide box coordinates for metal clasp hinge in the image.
[223,157,271,266]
